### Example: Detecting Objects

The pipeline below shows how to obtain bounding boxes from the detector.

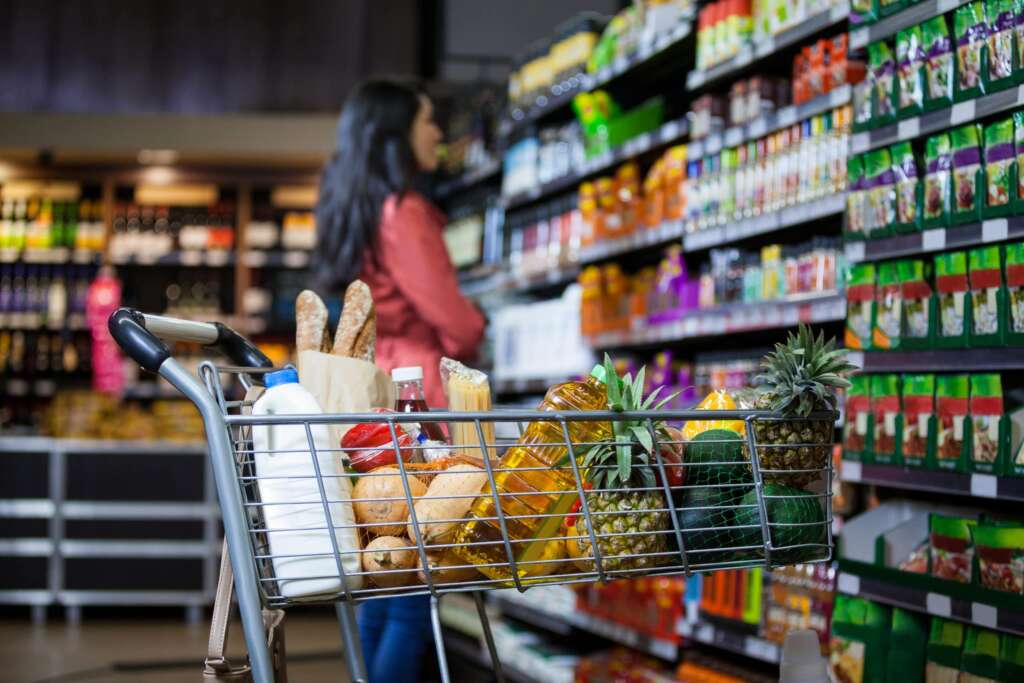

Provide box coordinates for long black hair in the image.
[312,79,424,293]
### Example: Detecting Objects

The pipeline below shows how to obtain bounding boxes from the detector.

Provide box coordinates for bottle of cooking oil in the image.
[452,365,611,580]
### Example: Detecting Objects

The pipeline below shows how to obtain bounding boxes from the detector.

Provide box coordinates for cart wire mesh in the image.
[199,362,834,610]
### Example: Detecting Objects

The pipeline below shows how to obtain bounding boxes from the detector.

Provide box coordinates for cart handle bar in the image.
[108,308,272,374]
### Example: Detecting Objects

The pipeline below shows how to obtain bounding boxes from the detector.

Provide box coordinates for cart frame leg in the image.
[474,592,505,683]
[336,601,368,683]
[430,595,451,683]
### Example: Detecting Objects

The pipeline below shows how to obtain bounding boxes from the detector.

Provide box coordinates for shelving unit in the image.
[848,349,1024,372]
[845,216,1024,263]
[677,618,781,665]
[840,460,1024,501]
[849,0,971,48]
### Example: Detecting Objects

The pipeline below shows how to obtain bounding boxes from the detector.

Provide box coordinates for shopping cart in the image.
[108,308,835,683]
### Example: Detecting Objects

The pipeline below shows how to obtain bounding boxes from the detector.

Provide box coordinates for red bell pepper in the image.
[341,422,414,472]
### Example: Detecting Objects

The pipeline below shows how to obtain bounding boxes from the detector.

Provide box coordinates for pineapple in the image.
[571,356,677,574]
[753,324,856,488]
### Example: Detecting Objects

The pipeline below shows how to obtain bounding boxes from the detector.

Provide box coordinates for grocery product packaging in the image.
[1000,633,1024,679]
[984,118,1017,218]
[961,626,1001,681]
[900,259,937,349]
[954,2,988,102]
[846,262,876,350]
[924,132,953,229]
[936,374,970,470]
[929,513,977,582]
[886,608,928,683]
[851,0,878,27]
[892,142,923,232]
[297,350,396,447]
[844,374,873,461]
[1016,112,1024,213]
[847,155,868,239]
[926,617,966,681]
[829,595,892,683]
[642,158,665,228]
[869,41,898,127]
[901,374,936,468]
[664,145,687,221]
[866,148,897,237]
[935,251,970,348]
[879,0,904,19]
[986,0,1017,92]
[1007,242,1024,345]
[896,26,926,117]
[871,374,902,465]
[615,163,642,235]
[874,261,903,349]
[968,245,1007,346]
[853,76,874,131]
[972,523,1024,593]
[923,16,955,111]
[951,124,984,225]
[970,373,1006,473]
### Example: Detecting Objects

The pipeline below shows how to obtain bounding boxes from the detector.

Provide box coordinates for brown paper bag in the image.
[296,350,395,447]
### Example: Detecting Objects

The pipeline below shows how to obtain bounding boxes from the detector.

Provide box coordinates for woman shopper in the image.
[312,79,485,681]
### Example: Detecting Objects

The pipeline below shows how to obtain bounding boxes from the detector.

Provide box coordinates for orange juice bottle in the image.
[643,157,666,228]
[578,182,600,246]
[615,162,642,236]
[578,266,603,337]
[663,145,688,220]
[595,176,621,240]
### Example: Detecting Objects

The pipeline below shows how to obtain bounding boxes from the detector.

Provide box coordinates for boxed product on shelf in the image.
[936,374,971,470]
[892,141,923,232]
[873,261,903,348]
[900,259,937,349]
[968,245,1008,346]
[985,0,1018,92]
[1016,112,1024,212]
[870,374,902,465]
[576,577,684,641]
[699,568,760,624]
[844,374,873,460]
[929,512,978,583]
[972,521,1024,593]
[926,618,966,680]
[951,124,985,224]
[886,608,929,682]
[936,251,969,348]
[923,15,955,112]
[924,132,954,229]
[896,26,926,118]
[1007,242,1024,343]
[961,625,1001,679]
[869,41,899,128]
[847,155,868,238]
[577,648,675,683]
[954,2,987,102]
[984,117,1017,217]
[765,563,836,647]
[866,148,898,238]
[970,373,1008,473]
[846,262,876,350]
[829,595,891,683]
[901,373,937,468]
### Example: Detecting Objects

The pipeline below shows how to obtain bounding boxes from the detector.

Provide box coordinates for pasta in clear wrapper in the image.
[440,357,497,459]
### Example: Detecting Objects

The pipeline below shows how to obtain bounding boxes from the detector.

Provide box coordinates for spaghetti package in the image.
[440,357,497,459]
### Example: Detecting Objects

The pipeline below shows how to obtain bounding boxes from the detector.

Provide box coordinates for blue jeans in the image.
[358,595,432,682]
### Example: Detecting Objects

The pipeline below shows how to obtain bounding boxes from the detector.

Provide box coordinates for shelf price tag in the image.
[926,593,952,617]
[844,241,866,263]
[950,100,976,125]
[851,132,870,153]
[972,603,998,629]
[982,218,1008,243]
[748,118,767,138]
[922,228,947,251]
[661,120,682,141]
[842,460,863,483]
[938,0,963,12]
[180,251,202,266]
[837,572,861,595]
[777,106,797,128]
[970,473,998,498]
[898,118,920,140]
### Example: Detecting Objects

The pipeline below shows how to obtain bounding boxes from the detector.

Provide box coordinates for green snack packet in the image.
[924,133,953,229]
[896,26,926,116]
[829,595,892,683]
[927,618,965,680]
[844,375,873,461]
[936,375,970,470]
[970,373,1005,473]
[922,16,955,110]
[972,523,1024,594]
[1000,633,1024,681]
[853,78,874,131]
[961,627,1001,681]
[873,261,903,349]
[901,374,936,468]
[879,0,903,19]
[851,0,878,26]
[869,41,898,126]
[1016,112,1024,211]
[969,245,1007,345]
[865,148,897,236]
[846,263,876,350]
[929,513,977,581]
[954,2,988,101]
[1017,0,1024,88]
[986,0,1017,92]
[935,251,969,347]
[886,608,928,682]
[1007,242,1024,344]
[900,259,935,349]
[871,374,902,464]
[847,155,868,239]
[984,118,1017,217]
[951,124,984,224]
[892,142,922,232]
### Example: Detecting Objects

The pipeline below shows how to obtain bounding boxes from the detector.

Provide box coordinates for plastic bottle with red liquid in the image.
[391,366,447,443]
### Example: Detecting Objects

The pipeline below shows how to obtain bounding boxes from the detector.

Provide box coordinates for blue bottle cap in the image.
[264,368,298,388]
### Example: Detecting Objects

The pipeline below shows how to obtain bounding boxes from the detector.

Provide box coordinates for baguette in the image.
[332,280,374,357]
[352,309,376,362]
[295,290,330,352]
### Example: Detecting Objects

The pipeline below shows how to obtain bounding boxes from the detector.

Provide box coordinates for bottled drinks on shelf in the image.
[0,263,94,329]
[108,202,235,259]
[0,197,105,252]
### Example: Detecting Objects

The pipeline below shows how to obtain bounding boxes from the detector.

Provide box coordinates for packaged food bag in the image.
[923,16,955,110]
[866,148,897,237]
[1017,0,1024,88]
[961,626,1001,682]
[873,261,903,349]
[951,124,984,225]
[985,0,1017,92]
[853,77,875,132]
[954,2,988,101]
[923,132,953,229]
[926,618,966,681]
[846,262,876,350]
[869,41,899,127]
[845,375,873,461]
[970,373,1006,473]
[1016,112,1024,213]
[935,251,970,348]
[972,523,1024,594]
[984,118,1017,218]
[871,374,902,465]
[896,26,926,117]
[886,608,928,683]
[847,155,868,239]
[929,513,977,582]
[1006,242,1024,345]
[936,375,970,470]
[879,0,904,19]
[969,245,1007,346]
[900,259,936,349]
[892,142,923,232]
[901,374,936,468]
[1000,633,1024,680]
[851,0,878,27]
[829,595,892,683]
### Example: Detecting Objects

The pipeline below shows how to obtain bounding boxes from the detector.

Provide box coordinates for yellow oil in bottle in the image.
[452,368,611,580]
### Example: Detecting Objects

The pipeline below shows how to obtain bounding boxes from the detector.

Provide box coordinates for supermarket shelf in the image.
[836,566,1024,637]
[435,160,502,200]
[689,86,851,160]
[840,459,1024,502]
[501,116,688,210]
[0,499,215,520]
[4,378,60,398]
[0,435,205,455]
[686,4,850,92]
[580,219,686,264]
[0,247,102,265]
[442,628,542,683]
[677,618,781,664]
[109,250,236,267]
[851,85,1024,155]
[500,264,581,294]
[0,312,87,332]
[849,0,970,49]
[588,291,845,350]
[848,348,1024,372]
[493,377,568,396]
[122,381,189,400]
[844,216,1024,263]
[241,249,311,269]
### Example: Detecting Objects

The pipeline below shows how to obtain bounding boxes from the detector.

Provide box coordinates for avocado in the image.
[733,484,826,562]
[684,429,752,488]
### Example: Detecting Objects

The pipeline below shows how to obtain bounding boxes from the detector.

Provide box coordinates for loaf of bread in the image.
[332,280,375,358]
[352,309,376,362]
[295,290,330,352]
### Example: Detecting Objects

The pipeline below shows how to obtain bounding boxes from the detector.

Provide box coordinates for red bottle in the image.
[391,366,447,443]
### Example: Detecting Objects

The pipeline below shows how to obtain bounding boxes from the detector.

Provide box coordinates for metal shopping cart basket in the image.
[108,308,834,683]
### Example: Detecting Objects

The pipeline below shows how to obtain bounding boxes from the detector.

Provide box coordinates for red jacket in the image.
[360,192,485,407]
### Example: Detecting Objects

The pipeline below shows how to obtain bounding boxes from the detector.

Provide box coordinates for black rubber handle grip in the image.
[212,322,273,370]
[108,308,171,373]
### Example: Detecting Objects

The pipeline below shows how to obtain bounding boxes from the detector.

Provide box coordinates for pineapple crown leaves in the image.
[754,324,857,417]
